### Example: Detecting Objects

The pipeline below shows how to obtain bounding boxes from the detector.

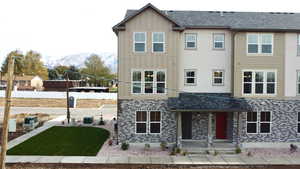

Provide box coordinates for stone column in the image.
[207,112,212,148]
[177,112,182,148]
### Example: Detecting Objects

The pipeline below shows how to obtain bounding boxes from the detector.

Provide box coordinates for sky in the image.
[0,0,300,63]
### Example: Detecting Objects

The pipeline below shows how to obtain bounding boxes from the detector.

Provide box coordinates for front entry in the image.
[216,113,227,139]
[181,113,192,139]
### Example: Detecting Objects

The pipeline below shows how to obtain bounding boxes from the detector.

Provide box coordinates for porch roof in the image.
[168,93,249,112]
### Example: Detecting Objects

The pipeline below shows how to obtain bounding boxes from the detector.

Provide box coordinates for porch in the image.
[181,140,236,153]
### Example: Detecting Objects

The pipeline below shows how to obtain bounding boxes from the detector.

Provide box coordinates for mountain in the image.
[44,53,117,73]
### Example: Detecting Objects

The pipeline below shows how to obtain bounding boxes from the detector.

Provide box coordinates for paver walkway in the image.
[4,154,300,165]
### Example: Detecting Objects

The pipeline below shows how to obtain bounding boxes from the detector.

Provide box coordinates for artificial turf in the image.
[7,126,110,156]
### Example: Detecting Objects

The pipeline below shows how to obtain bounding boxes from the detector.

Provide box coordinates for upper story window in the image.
[132,70,166,94]
[213,33,225,49]
[297,70,300,95]
[185,33,197,49]
[184,69,197,86]
[134,32,146,52]
[152,32,165,52]
[247,33,273,54]
[212,70,224,86]
[242,70,276,95]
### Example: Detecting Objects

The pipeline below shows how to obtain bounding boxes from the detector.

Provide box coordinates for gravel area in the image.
[243,148,300,157]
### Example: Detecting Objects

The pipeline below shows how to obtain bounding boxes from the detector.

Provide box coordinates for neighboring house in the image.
[0,75,43,91]
[113,3,300,149]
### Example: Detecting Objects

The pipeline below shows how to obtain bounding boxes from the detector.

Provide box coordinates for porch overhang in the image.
[169,109,246,113]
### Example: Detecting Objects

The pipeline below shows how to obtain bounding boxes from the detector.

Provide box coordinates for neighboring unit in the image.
[113,3,300,149]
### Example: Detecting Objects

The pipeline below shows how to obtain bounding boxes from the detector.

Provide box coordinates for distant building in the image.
[43,80,84,91]
[0,75,43,91]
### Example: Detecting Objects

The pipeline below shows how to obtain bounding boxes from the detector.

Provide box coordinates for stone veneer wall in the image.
[118,99,177,143]
[239,99,300,143]
[191,113,208,140]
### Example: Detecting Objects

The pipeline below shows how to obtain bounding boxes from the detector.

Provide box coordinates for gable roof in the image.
[116,4,300,32]
[112,3,184,34]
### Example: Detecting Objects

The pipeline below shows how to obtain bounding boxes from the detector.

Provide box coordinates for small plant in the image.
[235,147,242,154]
[144,143,150,151]
[247,151,252,157]
[290,144,298,153]
[62,121,65,125]
[99,113,105,125]
[214,150,218,156]
[108,139,113,146]
[181,150,188,156]
[121,142,129,151]
[160,141,167,151]
[175,147,181,154]
[169,151,176,156]
[205,150,210,154]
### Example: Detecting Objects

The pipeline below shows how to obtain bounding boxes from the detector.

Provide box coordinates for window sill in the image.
[212,48,225,51]
[184,48,197,50]
[184,84,197,86]
[246,53,274,57]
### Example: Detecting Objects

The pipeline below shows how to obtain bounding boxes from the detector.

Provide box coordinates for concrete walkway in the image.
[4,154,300,165]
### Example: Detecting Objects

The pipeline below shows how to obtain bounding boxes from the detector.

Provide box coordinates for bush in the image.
[235,147,242,154]
[205,150,210,154]
[121,142,129,151]
[108,139,113,146]
[144,143,150,151]
[181,150,188,156]
[175,147,181,154]
[160,141,167,151]
[214,150,218,156]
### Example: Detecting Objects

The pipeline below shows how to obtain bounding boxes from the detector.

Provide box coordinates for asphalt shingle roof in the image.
[125,9,300,31]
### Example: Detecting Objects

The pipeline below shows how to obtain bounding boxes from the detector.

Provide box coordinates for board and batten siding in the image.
[233,32,285,98]
[117,8,180,99]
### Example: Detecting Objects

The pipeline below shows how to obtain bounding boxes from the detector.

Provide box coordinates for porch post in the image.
[177,112,182,148]
[236,112,241,147]
[207,112,212,148]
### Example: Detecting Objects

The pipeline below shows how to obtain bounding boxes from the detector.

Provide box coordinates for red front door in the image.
[216,113,227,139]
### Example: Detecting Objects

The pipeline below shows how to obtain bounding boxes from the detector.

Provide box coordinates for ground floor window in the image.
[260,111,271,133]
[246,112,257,133]
[246,111,272,134]
[135,111,161,134]
[298,112,300,133]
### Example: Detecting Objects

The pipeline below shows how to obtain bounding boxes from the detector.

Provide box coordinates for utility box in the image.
[69,96,76,108]
[9,119,16,132]
[23,116,39,130]
[83,117,94,124]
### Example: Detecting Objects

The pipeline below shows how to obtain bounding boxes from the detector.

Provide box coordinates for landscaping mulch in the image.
[5,163,300,169]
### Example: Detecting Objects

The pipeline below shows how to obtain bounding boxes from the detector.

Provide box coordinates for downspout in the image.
[231,31,237,97]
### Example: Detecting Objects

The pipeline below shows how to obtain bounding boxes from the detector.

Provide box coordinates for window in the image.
[247,112,257,133]
[185,33,197,49]
[247,33,273,54]
[243,70,276,95]
[131,70,166,94]
[136,111,147,133]
[184,69,196,85]
[132,71,142,93]
[297,71,300,95]
[298,112,300,133]
[212,70,224,85]
[152,32,165,52]
[213,33,225,49]
[150,111,161,134]
[260,112,271,133]
[297,34,300,56]
[134,32,146,52]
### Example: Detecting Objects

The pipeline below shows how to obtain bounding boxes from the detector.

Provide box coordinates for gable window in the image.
[212,70,224,86]
[213,33,225,49]
[132,71,142,93]
[298,112,300,133]
[150,111,161,134]
[134,32,146,52]
[136,111,147,133]
[185,33,197,49]
[247,33,273,54]
[131,70,166,94]
[184,69,196,85]
[152,32,165,52]
[260,111,271,133]
[243,70,276,95]
[297,70,300,95]
[247,112,257,133]
[297,34,300,56]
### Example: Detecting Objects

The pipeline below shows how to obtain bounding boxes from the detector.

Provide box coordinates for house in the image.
[0,75,43,91]
[113,3,300,149]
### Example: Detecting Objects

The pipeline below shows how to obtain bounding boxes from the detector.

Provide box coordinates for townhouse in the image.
[113,3,300,149]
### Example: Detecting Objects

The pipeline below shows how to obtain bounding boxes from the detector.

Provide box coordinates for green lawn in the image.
[7,126,110,156]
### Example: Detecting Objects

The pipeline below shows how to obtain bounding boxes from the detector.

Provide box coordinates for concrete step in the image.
[183,148,237,155]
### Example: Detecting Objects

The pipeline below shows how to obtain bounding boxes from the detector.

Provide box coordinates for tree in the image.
[54,65,69,76]
[81,54,112,86]
[1,50,24,75]
[48,68,59,80]
[67,65,81,80]
[23,50,48,80]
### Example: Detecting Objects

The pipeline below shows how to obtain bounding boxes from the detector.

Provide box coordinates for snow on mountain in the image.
[44,53,117,73]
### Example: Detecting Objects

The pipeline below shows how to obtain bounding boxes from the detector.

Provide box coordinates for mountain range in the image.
[44,53,117,73]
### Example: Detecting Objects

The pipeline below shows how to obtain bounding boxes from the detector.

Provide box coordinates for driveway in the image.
[0,104,117,121]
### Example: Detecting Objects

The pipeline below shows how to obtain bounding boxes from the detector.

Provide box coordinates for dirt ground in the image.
[5,164,300,169]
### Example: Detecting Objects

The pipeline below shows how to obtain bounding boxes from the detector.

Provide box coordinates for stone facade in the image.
[118,99,177,143]
[191,113,208,140]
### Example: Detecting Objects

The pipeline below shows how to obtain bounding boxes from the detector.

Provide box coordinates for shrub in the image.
[144,143,150,151]
[247,151,252,157]
[175,147,181,154]
[290,144,298,153]
[121,142,129,151]
[160,141,167,151]
[205,150,210,154]
[108,139,113,146]
[181,150,188,156]
[235,147,242,154]
[214,150,218,156]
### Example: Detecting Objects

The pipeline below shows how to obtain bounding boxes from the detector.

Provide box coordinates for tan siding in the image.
[118,8,179,99]
[233,32,285,98]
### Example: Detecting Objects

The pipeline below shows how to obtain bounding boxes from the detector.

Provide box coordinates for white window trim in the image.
[297,112,300,133]
[185,33,197,49]
[242,69,277,96]
[246,111,272,134]
[213,33,225,50]
[184,69,197,86]
[246,33,274,55]
[212,69,225,86]
[246,112,258,134]
[149,111,162,134]
[135,111,147,134]
[131,69,167,95]
[133,32,147,53]
[152,32,165,53]
[259,111,272,134]
[297,70,300,96]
